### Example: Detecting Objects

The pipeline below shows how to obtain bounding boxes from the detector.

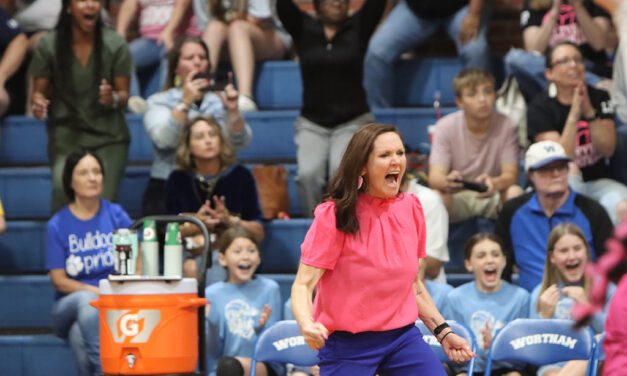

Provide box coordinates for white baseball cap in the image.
[525,140,572,172]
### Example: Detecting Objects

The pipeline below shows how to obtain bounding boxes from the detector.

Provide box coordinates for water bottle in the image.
[115,229,133,275]
[141,220,160,276]
[163,222,183,277]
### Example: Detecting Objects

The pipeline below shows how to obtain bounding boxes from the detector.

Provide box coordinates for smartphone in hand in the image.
[193,72,229,92]
[453,179,488,193]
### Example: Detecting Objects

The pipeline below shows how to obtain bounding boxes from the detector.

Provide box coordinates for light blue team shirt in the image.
[205,276,282,374]
[426,280,454,313]
[529,282,616,334]
[444,281,530,373]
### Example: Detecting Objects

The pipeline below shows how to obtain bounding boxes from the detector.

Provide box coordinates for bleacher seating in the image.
[0,57,490,375]
[0,107,452,165]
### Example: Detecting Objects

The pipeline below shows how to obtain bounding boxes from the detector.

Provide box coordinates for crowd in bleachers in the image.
[1,0,627,375]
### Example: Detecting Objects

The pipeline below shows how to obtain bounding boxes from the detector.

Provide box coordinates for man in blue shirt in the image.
[495,140,613,291]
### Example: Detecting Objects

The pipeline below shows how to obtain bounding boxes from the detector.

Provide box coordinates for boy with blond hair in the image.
[429,69,523,223]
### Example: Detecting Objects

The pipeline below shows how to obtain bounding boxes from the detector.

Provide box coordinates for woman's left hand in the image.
[441,332,476,363]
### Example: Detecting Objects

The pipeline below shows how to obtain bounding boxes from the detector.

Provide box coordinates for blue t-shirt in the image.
[529,282,616,334]
[205,276,282,374]
[444,281,530,373]
[46,200,132,299]
[426,280,453,313]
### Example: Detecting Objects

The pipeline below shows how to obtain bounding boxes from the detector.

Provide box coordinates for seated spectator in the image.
[496,140,613,291]
[29,0,133,213]
[444,233,529,376]
[116,0,199,108]
[143,36,251,216]
[530,223,615,376]
[527,41,627,223]
[403,176,451,283]
[429,69,523,223]
[504,0,612,102]
[164,115,263,282]
[276,0,385,217]
[0,7,28,117]
[363,0,491,108]
[46,150,134,376]
[174,0,291,112]
[205,226,281,376]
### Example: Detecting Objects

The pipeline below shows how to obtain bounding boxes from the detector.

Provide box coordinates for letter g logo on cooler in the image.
[106,309,161,343]
[120,314,140,336]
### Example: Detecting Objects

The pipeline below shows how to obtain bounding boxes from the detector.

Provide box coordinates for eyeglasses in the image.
[551,56,584,67]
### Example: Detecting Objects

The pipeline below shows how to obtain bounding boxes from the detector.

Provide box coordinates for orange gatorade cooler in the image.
[91,278,206,375]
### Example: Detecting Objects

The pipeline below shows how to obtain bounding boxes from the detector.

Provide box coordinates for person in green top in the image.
[29,0,133,213]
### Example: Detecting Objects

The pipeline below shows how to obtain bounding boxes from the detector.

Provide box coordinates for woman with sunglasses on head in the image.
[526,41,627,224]
[276,0,387,217]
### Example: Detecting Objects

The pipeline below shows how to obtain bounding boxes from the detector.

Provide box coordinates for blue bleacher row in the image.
[0,108,452,166]
[0,272,478,376]
[0,58,492,375]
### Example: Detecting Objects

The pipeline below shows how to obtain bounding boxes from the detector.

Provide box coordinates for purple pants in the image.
[318,324,446,376]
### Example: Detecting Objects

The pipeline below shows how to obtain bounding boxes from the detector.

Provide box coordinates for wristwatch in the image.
[175,101,190,113]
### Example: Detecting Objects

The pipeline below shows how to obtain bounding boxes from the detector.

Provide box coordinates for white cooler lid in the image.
[99,277,198,295]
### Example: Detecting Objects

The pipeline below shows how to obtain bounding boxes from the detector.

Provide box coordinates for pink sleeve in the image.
[428,117,452,169]
[410,194,427,259]
[300,201,345,270]
[501,114,521,166]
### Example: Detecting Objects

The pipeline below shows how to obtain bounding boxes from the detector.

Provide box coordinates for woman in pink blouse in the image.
[290,123,475,375]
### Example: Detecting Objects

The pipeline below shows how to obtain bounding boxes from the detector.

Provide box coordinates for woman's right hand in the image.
[538,283,560,318]
[31,92,50,119]
[299,319,328,351]
[181,70,208,105]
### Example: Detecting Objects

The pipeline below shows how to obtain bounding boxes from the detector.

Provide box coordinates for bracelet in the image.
[439,330,454,344]
[433,322,450,336]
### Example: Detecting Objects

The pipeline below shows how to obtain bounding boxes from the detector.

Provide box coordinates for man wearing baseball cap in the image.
[495,140,613,291]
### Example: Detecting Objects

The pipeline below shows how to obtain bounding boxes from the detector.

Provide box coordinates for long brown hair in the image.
[163,36,211,90]
[324,123,403,234]
[208,0,247,22]
[175,115,236,171]
[536,223,592,312]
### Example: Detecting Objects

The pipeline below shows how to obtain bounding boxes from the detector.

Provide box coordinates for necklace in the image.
[195,172,221,199]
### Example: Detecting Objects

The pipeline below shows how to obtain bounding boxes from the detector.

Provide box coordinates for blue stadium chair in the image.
[249,320,318,376]
[415,320,477,374]
[484,318,595,376]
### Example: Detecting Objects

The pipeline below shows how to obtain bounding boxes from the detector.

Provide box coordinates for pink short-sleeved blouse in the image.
[300,192,426,333]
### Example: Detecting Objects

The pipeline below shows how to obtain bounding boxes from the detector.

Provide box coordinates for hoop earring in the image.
[357,176,363,190]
